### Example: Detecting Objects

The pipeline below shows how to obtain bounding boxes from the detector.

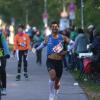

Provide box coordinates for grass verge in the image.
[71,70,100,100]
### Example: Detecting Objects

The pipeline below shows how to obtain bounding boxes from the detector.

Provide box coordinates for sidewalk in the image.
[2,49,88,100]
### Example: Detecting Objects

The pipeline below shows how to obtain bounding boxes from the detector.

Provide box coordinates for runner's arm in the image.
[35,36,48,50]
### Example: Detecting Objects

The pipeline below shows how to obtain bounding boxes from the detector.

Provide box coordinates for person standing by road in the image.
[32,21,70,100]
[32,29,44,65]
[13,24,31,81]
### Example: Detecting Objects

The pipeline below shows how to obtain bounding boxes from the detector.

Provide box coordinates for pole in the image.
[81,0,84,29]
[0,76,1,100]
[44,0,47,12]
[43,0,48,27]
[26,10,28,25]
[63,0,65,11]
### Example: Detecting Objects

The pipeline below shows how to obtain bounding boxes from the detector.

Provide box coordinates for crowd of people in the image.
[0,21,100,100]
[32,22,100,100]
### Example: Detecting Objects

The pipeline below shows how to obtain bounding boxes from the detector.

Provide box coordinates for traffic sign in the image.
[42,11,48,19]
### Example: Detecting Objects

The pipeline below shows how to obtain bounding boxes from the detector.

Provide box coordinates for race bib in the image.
[20,43,26,47]
[53,42,63,53]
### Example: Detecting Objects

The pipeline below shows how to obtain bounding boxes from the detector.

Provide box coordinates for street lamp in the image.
[0,17,2,26]
[60,0,69,31]
[60,0,68,18]
[81,0,84,29]
[44,0,47,12]
[68,1,76,27]
[43,0,48,27]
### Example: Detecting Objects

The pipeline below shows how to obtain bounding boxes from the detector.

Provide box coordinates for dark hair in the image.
[77,28,84,33]
[50,21,59,27]
[18,24,25,29]
[95,30,100,37]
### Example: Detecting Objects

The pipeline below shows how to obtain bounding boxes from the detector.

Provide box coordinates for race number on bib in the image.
[53,42,63,53]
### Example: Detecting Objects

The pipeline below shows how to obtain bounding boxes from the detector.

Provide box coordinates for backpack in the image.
[83,58,92,74]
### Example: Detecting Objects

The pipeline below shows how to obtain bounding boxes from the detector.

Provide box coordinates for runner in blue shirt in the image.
[32,21,70,100]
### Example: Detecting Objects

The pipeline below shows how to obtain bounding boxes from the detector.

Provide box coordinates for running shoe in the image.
[16,74,21,81]
[1,88,7,95]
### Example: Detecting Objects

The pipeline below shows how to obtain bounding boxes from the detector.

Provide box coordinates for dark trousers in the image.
[17,50,28,73]
[36,49,42,64]
[63,56,67,68]
[0,57,6,88]
[67,53,77,70]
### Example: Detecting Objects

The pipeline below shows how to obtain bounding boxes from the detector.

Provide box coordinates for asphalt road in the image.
[2,48,88,100]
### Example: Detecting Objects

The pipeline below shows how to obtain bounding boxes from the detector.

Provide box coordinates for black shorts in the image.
[46,58,63,79]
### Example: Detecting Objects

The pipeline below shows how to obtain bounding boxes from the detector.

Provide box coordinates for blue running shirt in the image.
[47,34,63,56]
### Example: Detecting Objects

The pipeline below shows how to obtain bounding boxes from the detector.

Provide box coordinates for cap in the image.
[87,25,94,29]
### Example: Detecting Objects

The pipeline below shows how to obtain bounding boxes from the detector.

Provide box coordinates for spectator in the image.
[70,27,77,41]
[71,28,89,70]
[87,24,96,43]
[73,28,89,53]
[90,31,100,56]
[33,29,44,64]
[25,24,32,40]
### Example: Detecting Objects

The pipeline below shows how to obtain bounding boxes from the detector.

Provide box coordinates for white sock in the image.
[48,79,55,100]
[49,79,54,94]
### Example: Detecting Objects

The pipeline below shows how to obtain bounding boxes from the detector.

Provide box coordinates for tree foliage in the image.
[0,0,99,29]
[76,0,100,29]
